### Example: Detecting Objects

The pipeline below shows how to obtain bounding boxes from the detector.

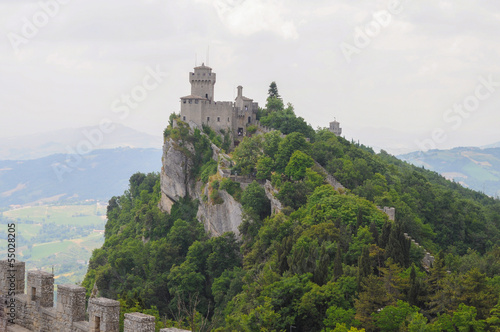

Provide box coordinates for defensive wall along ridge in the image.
[0,260,187,332]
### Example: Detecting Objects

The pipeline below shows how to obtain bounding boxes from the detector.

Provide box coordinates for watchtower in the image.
[189,63,216,101]
[329,119,342,136]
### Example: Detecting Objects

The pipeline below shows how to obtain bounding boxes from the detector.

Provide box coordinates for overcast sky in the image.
[1,0,500,154]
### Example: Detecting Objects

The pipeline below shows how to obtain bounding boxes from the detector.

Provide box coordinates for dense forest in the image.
[83,83,500,331]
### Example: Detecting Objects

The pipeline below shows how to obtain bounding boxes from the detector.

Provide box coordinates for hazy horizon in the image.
[2,0,500,155]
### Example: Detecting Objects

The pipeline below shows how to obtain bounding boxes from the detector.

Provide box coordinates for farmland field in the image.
[0,202,106,285]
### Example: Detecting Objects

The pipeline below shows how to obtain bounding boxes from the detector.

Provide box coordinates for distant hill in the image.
[399,147,500,197]
[0,147,162,207]
[0,123,162,160]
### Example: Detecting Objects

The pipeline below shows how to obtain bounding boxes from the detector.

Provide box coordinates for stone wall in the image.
[123,312,155,332]
[264,180,282,215]
[0,260,164,332]
[377,206,395,221]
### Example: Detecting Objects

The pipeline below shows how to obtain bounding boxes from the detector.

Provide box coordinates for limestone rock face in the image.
[160,131,244,236]
[159,137,195,213]
[196,188,244,237]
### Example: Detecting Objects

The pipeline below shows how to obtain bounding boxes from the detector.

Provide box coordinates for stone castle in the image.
[0,260,187,332]
[179,63,258,138]
[179,64,343,140]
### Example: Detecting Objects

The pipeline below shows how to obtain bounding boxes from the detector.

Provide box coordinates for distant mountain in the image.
[482,141,500,149]
[0,124,162,160]
[0,147,162,207]
[399,147,500,197]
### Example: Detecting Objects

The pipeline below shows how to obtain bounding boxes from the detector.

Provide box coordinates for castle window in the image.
[183,116,186,121]
[227,117,230,122]
[195,99,198,104]
[245,106,248,111]
[217,117,220,122]
[183,100,186,104]
[207,117,210,122]
[206,94,208,99]
[31,287,36,301]
[248,116,251,124]
[189,99,192,104]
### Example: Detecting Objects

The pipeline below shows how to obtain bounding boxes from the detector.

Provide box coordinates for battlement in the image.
[377,206,396,221]
[0,261,180,332]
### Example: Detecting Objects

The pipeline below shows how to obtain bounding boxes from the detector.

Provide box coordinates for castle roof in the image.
[180,94,208,100]
[236,96,253,102]
[194,63,212,70]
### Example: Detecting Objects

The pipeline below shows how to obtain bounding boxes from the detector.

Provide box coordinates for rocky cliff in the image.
[159,137,195,213]
[159,127,245,236]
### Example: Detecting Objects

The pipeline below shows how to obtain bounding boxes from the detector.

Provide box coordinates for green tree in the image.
[275,132,309,172]
[333,246,343,281]
[256,156,274,180]
[241,181,271,220]
[373,300,419,332]
[354,275,390,331]
[452,304,486,332]
[268,81,280,99]
[285,150,315,181]
[232,135,263,175]
[263,130,283,158]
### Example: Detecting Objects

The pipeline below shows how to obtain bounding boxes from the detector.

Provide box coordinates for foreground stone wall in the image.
[0,260,167,332]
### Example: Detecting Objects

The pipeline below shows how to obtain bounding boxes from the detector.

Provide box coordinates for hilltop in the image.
[82,82,500,331]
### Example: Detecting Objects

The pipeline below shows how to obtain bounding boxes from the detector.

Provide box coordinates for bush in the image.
[220,178,242,201]
[200,160,218,183]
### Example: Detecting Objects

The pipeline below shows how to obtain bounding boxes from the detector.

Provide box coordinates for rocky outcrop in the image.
[196,186,244,237]
[160,125,245,236]
[159,137,195,213]
[265,180,282,215]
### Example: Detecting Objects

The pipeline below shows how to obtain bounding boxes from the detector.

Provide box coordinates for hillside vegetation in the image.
[83,85,500,331]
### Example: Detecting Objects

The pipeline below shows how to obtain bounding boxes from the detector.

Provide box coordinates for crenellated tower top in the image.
[189,63,216,101]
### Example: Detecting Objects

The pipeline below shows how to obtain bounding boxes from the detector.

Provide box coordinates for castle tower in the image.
[329,119,342,136]
[189,63,216,101]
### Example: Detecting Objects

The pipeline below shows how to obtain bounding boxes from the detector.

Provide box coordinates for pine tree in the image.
[408,265,418,306]
[333,245,343,281]
[379,221,392,249]
[369,221,379,245]
[267,81,280,99]
[385,223,410,268]
[354,275,391,331]
[314,244,330,285]
[358,246,371,289]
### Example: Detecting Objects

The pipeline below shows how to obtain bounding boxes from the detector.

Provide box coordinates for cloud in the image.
[200,0,299,39]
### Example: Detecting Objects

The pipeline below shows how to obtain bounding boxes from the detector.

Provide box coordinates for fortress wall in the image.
[123,312,155,332]
[0,261,24,296]
[202,102,234,132]
[56,284,86,331]
[88,298,120,332]
[180,102,203,126]
[0,261,160,332]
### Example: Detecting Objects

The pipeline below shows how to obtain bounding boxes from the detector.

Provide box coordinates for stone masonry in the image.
[123,312,154,332]
[0,260,186,332]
